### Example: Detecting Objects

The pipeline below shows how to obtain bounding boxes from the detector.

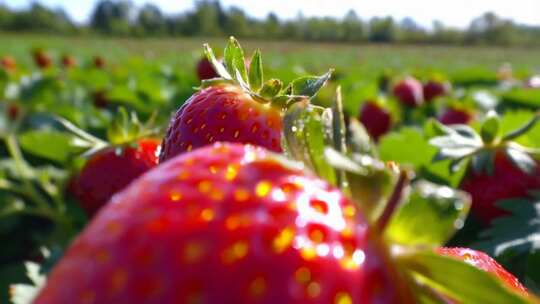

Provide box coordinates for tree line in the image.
[1,0,539,46]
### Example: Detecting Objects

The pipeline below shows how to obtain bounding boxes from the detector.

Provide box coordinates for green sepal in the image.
[385,180,471,247]
[347,118,377,157]
[505,147,537,174]
[325,148,396,222]
[224,37,248,85]
[398,250,533,304]
[282,102,337,186]
[481,111,501,144]
[107,107,142,146]
[259,79,283,99]
[286,70,333,98]
[502,112,540,142]
[203,43,231,80]
[199,78,236,89]
[471,149,495,175]
[248,50,263,92]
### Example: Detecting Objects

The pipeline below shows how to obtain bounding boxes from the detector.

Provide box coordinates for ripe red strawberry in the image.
[358,100,392,142]
[33,49,52,69]
[1,55,16,72]
[160,84,283,160]
[437,247,528,294]
[160,38,331,162]
[71,138,160,216]
[439,106,474,125]
[61,54,76,68]
[94,56,105,69]
[196,56,219,81]
[460,151,540,223]
[431,112,540,224]
[36,143,411,303]
[392,77,424,107]
[423,80,450,102]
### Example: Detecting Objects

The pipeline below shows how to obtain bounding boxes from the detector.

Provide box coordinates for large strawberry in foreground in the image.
[159,37,331,162]
[36,143,411,303]
[437,247,528,295]
[430,112,540,224]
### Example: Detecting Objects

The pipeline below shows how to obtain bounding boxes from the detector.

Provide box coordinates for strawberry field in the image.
[1,35,540,303]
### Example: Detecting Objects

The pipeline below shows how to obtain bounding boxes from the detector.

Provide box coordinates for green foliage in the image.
[386,181,471,247]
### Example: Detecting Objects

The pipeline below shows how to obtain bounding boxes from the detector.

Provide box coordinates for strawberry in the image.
[460,151,540,223]
[358,99,392,142]
[438,106,474,125]
[392,76,424,107]
[423,80,450,103]
[196,56,219,81]
[7,103,20,121]
[66,108,161,216]
[94,56,105,69]
[33,49,52,69]
[430,112,540,224]
[1,55,16,72]
[71,138,160,216]
[160,38,331,162]
[61,54,76,68]
[36,143,411,303]
[437,247,528,294]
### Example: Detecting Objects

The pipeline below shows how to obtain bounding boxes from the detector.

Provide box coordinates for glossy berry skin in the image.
[71,139,160,216]
[61,55,76,68]
[37,143,411,304]
[160,84,282,162]
[460,152,540,224]
[1,56,16,72]
[439,107,473,125]
[392,77,424,107]
[437,247,527,294]
[423,80,450,102]
[197,57,219,81]
[358,101,392,142]
[33,51,52,69]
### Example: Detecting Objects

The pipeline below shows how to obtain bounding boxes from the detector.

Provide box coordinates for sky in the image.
[2,0,540,29]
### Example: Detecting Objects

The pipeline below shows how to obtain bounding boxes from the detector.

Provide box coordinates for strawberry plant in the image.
[1,36,540,304]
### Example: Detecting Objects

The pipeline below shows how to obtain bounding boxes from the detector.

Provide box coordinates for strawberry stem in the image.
[377,168,411,232]
[502,111,540,142]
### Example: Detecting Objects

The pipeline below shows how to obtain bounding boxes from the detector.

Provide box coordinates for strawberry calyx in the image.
[202,37,332,111]
[430,110,540,175]
[56,107,160,158]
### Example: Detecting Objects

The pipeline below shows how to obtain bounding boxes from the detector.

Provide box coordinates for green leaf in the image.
[400,251,532,304]
[500,111,540,149]
[223,37,247,85]
[203,43,231,80]
[380,127,436,169]
[287,70,333,98]
[502,112,540,142]
[481,111,501,144]
[260,79,283,99]
[282,102,337,185]
[107,107,142,145]
[386,181,471,246]
[19,130,84,164]
[248,50,263,92]
[475,195,540,257]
